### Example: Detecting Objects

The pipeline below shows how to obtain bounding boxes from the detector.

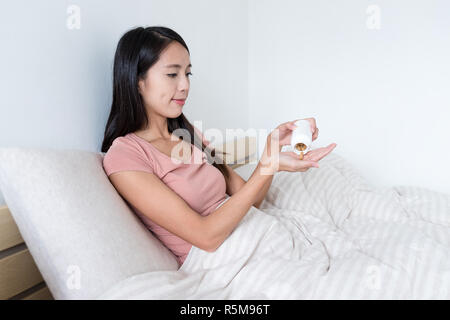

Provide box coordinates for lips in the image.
[172,99,185,106]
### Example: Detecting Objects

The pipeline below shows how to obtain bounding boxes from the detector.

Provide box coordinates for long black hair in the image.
[101,26,229,179]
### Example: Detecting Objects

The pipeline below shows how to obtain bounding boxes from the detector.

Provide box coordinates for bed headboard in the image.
[0,205,54,300]
[216,135,258,169]
[0,136,257,300]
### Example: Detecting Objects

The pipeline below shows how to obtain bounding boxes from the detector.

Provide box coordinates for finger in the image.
[276,120,298,133]
[289,122,298,130]
[314,145,335,156]
[283,122,297,132]
[279,119,298,128]
[313,143,337,153]
[317,144,335,159]
[303,143,337,161]
[301,117,317,134]
[317,144,337,159]
[312,127,319,140]
[326,143,337,150]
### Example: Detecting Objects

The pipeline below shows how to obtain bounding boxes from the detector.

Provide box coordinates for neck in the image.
[137,111,171,141]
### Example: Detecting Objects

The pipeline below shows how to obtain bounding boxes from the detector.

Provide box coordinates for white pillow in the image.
[0,147,179,300]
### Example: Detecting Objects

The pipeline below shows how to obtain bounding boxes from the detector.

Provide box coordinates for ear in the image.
[137,78,145,95]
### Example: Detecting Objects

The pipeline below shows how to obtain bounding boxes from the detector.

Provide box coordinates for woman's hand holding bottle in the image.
[259,118,337,175]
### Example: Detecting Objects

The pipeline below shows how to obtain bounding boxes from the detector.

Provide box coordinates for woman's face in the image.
[138,41,192,119]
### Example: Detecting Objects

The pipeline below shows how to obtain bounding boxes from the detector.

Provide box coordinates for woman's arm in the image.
[204,160,275,252]
[194,125,274,208]
[253,173,273,209]
[224,163,273,209]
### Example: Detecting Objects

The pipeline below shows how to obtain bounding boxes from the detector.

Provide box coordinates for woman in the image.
[101,26,337,268]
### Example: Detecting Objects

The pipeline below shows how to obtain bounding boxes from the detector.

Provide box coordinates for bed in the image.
[0,137,449,299]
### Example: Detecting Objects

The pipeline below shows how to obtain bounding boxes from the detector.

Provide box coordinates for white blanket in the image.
[97,153,450,299]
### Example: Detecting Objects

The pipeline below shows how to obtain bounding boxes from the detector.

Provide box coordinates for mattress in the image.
[97,153,450,299]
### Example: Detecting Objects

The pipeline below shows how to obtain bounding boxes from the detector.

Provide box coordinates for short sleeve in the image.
[103,138,154,177]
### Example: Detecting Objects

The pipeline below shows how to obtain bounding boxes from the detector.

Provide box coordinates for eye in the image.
[167,72,193,78]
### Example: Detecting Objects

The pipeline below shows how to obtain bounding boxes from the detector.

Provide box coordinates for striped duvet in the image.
[98,153,450,299]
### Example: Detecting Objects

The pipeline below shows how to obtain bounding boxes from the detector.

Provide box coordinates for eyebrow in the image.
[164,63,192,69]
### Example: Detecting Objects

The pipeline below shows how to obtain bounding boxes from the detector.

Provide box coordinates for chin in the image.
[168,110,183,119]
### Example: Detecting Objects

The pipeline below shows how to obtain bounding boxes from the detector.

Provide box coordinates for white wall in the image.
[248,0,450,194]
[1,0,449,207]
[0,0,249,206]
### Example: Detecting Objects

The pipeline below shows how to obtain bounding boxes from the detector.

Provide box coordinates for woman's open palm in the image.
[303,144,337,162]
[278,143,337,172]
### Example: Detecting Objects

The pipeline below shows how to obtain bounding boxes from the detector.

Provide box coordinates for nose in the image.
[178,75,190,93]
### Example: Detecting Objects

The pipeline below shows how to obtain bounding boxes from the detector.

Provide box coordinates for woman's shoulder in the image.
[102,133,156,176]
[106,134,143,156]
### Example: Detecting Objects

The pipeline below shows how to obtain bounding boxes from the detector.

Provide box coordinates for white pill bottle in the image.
[290,119,313,156]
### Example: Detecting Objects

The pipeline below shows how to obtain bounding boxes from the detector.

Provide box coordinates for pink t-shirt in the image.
[102,130,228,268]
